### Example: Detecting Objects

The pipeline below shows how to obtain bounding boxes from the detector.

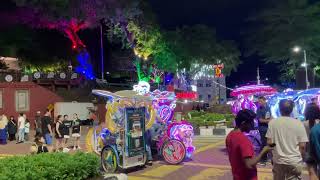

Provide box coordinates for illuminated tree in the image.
[6,0,141,79]
[11,0,140,50]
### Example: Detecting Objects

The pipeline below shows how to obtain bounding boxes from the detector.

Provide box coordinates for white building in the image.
[192,77,226,104]
[174,64,227,104]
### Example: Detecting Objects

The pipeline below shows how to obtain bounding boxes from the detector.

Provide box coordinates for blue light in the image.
[268,88,320,120]
[75,51,95,80]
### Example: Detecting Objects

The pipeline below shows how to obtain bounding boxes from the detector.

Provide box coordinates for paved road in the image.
[0,131,309,180]
[127,136,309,180]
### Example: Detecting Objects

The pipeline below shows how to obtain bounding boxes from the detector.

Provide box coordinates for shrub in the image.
[187,112,235,128]
[204,113,225,122]
[188,111,206,118]
[223,114,235,122]
[0,152,100,180]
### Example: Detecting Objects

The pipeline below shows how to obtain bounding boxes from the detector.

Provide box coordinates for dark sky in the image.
[0,0,281,87]
[149,0,279,88]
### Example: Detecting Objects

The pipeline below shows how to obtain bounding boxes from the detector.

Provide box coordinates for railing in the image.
[0,70,82,90]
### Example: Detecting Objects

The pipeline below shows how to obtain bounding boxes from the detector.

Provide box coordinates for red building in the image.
[0,82,63,127]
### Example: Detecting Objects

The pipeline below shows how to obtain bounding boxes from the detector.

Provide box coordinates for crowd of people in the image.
[0,109,83,154]
[0,113,30,144]
[226,98,320,180]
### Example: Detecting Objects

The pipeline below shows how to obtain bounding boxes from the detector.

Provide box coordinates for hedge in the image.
[0,152,100,180]
[186,111,235,127]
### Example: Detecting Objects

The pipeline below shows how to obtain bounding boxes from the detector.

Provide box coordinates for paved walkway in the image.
[0,132,310,180]
[127,137,309,180]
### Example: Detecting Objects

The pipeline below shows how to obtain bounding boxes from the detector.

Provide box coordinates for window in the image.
[15,90,30,112]
[199,95,203,100]
[0,90,2,109]
[208,94,212,100]
[206,83,211,87]
[197,83,203,87]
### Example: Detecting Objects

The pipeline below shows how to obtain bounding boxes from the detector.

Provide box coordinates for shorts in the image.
[273,163,303,180]
[64,135,70,139]
[72,133,81,138]
[44,133,52,145]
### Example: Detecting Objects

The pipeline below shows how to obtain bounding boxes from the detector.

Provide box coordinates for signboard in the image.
[125,107,145,157]
[176,92,198,100]
[214,63,224,78]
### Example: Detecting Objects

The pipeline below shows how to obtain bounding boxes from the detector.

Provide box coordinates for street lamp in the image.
[293,46,309,89]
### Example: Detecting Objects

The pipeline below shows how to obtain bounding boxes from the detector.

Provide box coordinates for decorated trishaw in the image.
[86,81,195,172]
[268,88,320,120]
[230,84,277,154]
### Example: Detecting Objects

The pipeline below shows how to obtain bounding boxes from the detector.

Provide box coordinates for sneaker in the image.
[63,148,70,153]
[147,161,153,166]
[258,162,267,166]
[73,146,77,151]
[77,146,81,150]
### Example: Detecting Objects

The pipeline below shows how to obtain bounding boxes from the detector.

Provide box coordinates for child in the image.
[24,119,30,142]
[71,113,81,150]
[30,135,49,154]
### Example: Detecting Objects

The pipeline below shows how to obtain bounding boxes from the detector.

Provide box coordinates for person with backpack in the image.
[226,109,273,180]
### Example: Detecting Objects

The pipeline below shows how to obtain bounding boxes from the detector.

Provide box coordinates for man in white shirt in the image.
[266,99,308,180]
[17,113,26,143]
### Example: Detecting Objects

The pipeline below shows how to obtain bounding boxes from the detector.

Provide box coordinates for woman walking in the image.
[71,113,81,150]
[8,116,17,141]
[55,115,65,151]
[0,115,8,144]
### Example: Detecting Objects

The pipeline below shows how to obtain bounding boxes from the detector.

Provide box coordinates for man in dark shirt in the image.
[35,111,42,136]
[41,110,53,151]
[256,96,272,165]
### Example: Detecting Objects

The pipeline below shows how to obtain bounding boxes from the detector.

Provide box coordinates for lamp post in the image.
[100,23,104,80]
[293,46,309,89]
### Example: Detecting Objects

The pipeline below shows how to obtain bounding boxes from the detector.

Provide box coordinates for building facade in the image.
[192,77,227,104]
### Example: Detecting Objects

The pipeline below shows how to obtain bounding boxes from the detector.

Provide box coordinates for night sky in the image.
[149,0,280,88]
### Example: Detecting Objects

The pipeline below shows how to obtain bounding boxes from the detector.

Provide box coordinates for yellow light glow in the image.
[134,49,138,55]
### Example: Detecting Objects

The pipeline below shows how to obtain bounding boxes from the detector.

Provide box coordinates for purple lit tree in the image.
[7,0,141,79]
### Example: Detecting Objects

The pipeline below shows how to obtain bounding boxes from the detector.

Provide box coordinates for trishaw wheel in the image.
[161,139,186,165]
[101,146,118,173]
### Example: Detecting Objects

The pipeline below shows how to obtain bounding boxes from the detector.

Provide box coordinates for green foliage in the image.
[0,152,100,180]
[164,25,241,76]
[128,23,241,75]
[245,0,320,81]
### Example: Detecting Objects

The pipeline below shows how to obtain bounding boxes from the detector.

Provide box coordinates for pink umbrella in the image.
[230,84,277,97]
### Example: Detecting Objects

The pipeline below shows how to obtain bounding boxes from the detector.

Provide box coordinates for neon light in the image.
[176,92,198,100]
[213,63,224,78]
[75,51,95,80]
[231,84,277,97]
[133,81,150,95]
[268,88,320,119]
[168,121,195,158]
